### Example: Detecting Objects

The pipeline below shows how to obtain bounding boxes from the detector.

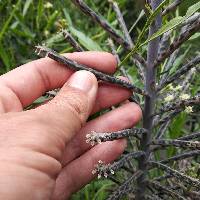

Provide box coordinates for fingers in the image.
[0,52,117,108]
[61,102,142,166]
[34,70,98,145]
[53,140,126,200]
[91,78,131,114]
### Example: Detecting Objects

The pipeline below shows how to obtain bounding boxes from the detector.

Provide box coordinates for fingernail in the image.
[67,70,96,92]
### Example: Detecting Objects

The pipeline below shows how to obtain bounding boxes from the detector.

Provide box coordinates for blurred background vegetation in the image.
[0,0,199,199]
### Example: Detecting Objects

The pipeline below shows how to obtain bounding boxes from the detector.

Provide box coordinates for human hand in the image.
[0,52,142,200]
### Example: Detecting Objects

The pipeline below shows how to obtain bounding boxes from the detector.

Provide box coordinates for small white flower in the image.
[91,141,95,146]
[92,169,97,175]
[97,139,102,144]
[104,173,108,178]
[174,85,183,91]
[44,2,53,9]
[180,94,190,100]
[97,174,101,179]
[110,169,115,174]
[164,94,174,102]
[185,106,193,113]
[98,160,103,164]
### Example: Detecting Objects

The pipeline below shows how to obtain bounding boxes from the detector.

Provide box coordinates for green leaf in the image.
[185,2,200,18]
[189,32,200,40]
[45,10,59,30]
[36,0,43,29]
[0,0,21,41]
[144,16,184,46]
[22,0,33,16]
[69,27,102,51]
[0,42,10,71]
[63,8,73,26]
[169,45,191,75]
[120,0,169,66]
[45,32,64,48]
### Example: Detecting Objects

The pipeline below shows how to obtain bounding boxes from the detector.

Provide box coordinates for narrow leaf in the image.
[185,2,200,19]
[69,27,102,51]
[22,0,33,16]
[145,17,184,45]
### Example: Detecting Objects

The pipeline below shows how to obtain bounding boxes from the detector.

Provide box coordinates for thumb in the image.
[37,70,98,142]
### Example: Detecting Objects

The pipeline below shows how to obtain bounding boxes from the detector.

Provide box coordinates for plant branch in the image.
[157,56,200,91]
[156,94,200,114]
[35,45,147,96]
[86,128,147,146]
[61,29,84,52]
[148,180,187,200]
[160,150,200,164]
[151,139,200,150]
[92,151,145,178]
[108,0,133,47]
[72,0,147,67]
[107,171,142,200]
[137,0,162,199]
[154,18,200,68]
[178,132,200,140]
[162,0,183,16]
[149,161,200,188]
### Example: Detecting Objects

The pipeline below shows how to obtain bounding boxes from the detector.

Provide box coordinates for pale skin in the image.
[0,52,142,200]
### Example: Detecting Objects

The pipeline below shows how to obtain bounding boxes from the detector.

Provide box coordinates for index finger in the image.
[0,51,117,107]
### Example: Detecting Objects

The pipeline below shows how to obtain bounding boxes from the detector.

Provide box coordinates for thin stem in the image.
[86,128,147,146]
[154,18,200,68]
[157,56,200,91]
[35,45,147,96]
[149,161,200,188]
[72,0,146,67]
[148,181,187,200]
[92,151,145,177]
[178,132,200,140]
[151,139,200,150]
[156,94,200,114]
[107,38,129,78]
[107,171,142,200]
[108,0,133,47]
[61,29,84,52]
[160,150,200,164]
[162,0,183,16]
[136,1,162,199]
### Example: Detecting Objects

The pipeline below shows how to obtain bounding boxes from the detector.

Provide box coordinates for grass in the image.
[0,0,199,199]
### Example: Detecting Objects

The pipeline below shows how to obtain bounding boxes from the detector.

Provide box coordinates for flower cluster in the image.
[92,160,115,179]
